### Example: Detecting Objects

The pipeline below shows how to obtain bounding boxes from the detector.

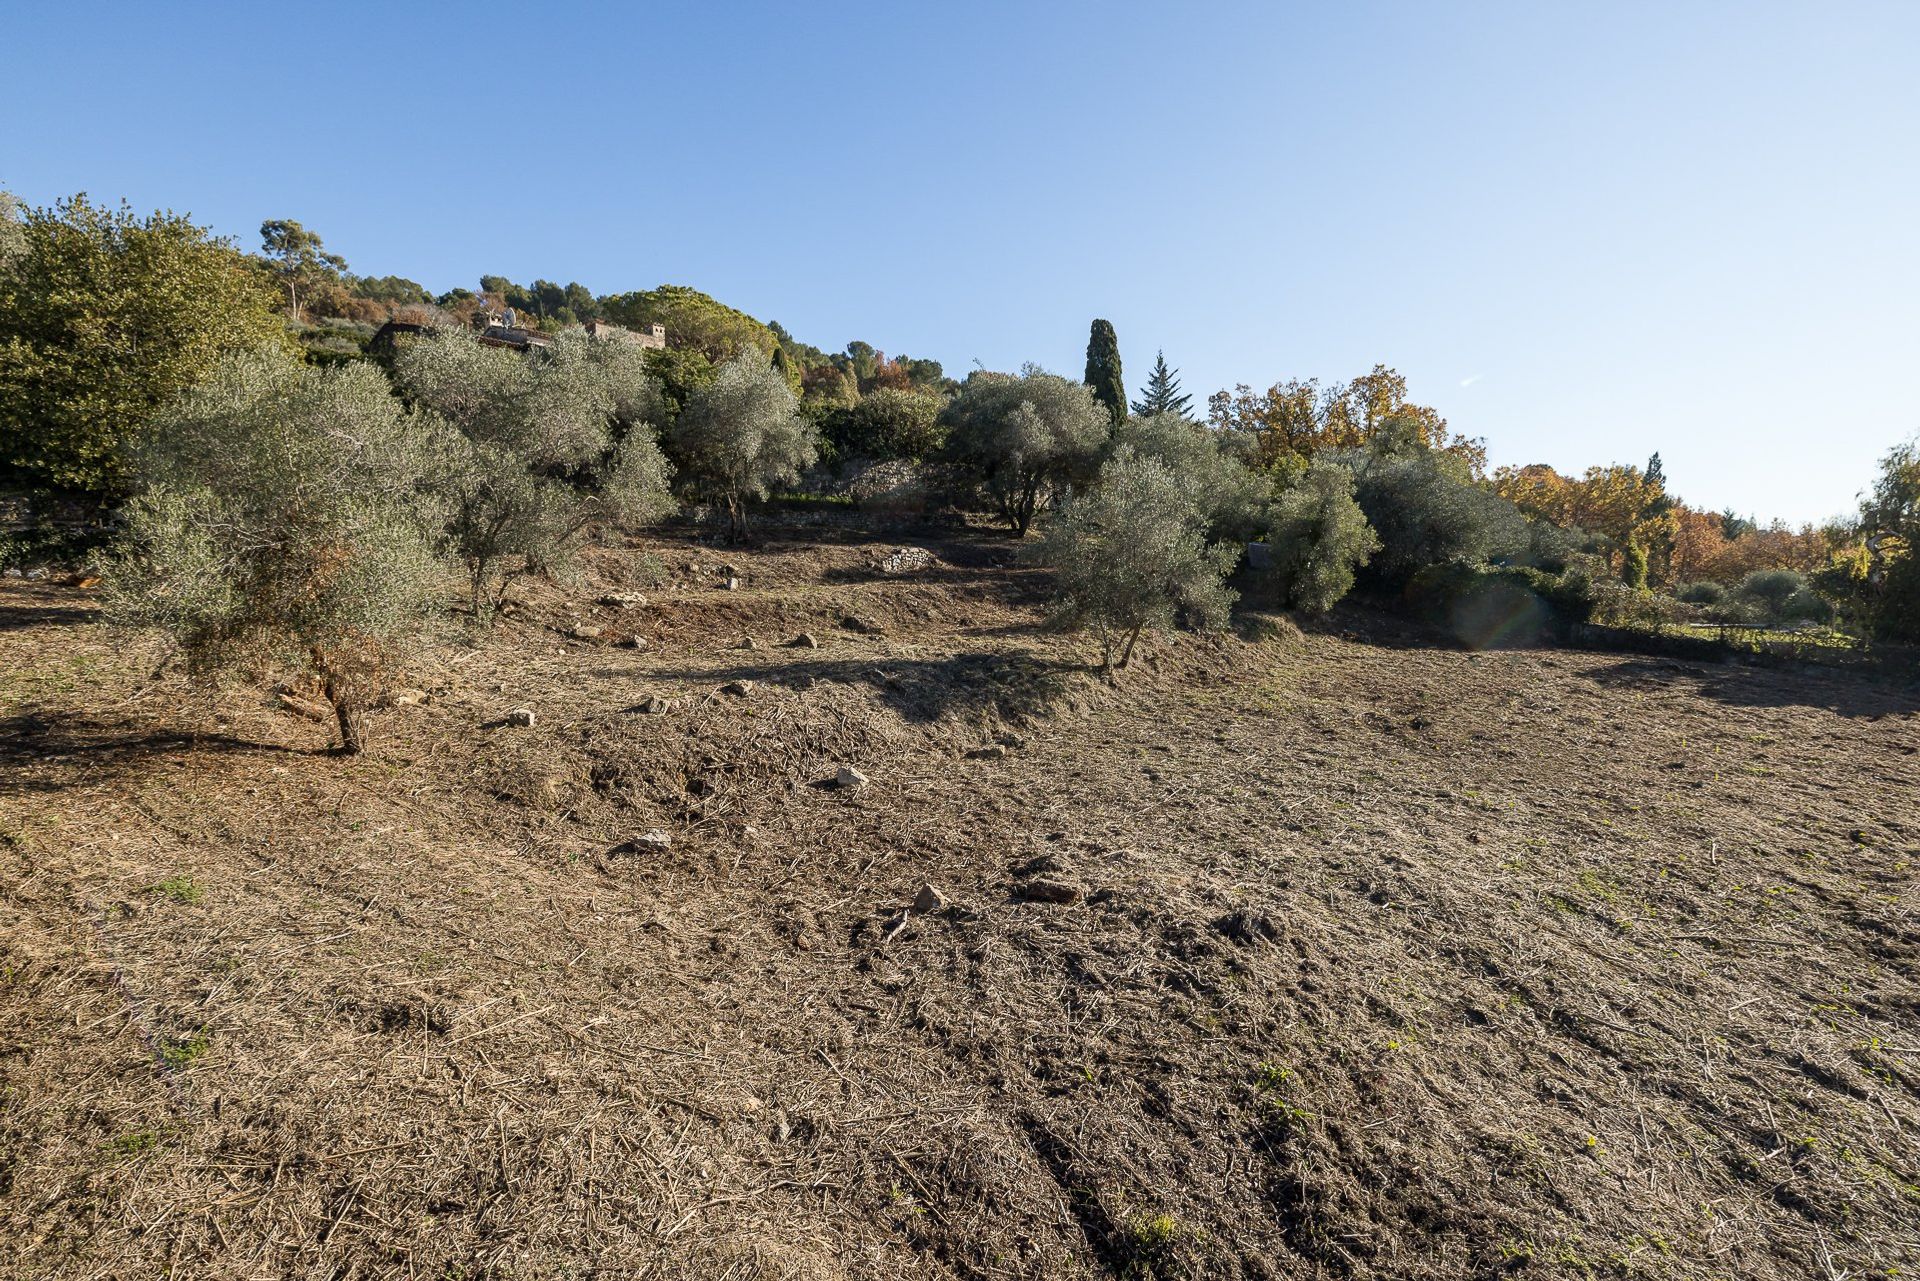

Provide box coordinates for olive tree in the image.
[1030,447,1238,670]
[669,349,818,541]
[941,368,1109,536]
[1109,411,1269,540]
[395,327,674,618]
[99,351,446,753]
[1264,460,1380,613]
[1334,443,1529,585]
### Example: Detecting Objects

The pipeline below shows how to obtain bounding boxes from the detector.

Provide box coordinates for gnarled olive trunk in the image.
[311,646,367,755]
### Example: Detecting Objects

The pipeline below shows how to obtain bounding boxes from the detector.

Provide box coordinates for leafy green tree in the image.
[1084,318,1126,428]
[601,284,776,362]
[0,195,288,499]
[1030,447,1238,669]
[99,351,446,754]
[821,388,947,464]
[670,350,818,540]
[1264,461,1380,614]
[940,368,1110,536]
[1846,437,1920,641]
[0,189,24,269]
[394,327,674,618]
[349,274,432,306]
[259,219,347,322]
[1334,441,1530,586]
[1131,350,1194,420]
[1113,412,1274,537]
[1109,411,1269,539]
[644,346,717,421]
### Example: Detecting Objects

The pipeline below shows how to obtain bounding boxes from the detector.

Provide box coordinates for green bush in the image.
[1335,445,1530,586]
[1029,447,1238,669]
[1110,412,1268,540]
[819,388,946,465]
[1262,460,1378,614]
[1676,581,1726,605]
[99,350,446,754]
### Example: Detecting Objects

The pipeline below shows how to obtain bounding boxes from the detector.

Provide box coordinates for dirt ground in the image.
[3,516,1918,1280]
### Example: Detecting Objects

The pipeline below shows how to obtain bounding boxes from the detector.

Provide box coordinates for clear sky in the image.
[7,1,1916,523]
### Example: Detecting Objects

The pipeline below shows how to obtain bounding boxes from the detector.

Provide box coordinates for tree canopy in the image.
[940,368,1110,537]
[99,350,446,753]
[0,194,288,499]
[670,350,818,539]
[601,284,777,362]
[1031,446,1238,669]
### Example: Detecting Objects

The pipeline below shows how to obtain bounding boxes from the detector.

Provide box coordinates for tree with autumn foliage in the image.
[1208,365,1487,478]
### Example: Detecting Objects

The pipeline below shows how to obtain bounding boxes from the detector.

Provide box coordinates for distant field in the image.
[3,520,1917,1279]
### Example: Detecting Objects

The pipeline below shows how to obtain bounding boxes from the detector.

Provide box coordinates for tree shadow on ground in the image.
[0,594,99,633]
[1582,658,1920,719]
[632,650,1084,726]
[0,714,312,797]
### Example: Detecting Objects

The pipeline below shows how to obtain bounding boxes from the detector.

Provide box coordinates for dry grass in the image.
[2,516,1918,1279]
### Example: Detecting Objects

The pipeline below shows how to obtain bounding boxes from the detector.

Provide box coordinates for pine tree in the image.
[1084,318,1126,428]
[1131,350,1195,420]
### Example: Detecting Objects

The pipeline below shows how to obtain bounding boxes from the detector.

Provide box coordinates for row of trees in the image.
[101,333,813,750]
[4,190,1915,696]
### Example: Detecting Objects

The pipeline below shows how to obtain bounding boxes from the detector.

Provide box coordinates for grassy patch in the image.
[151,875,203,904]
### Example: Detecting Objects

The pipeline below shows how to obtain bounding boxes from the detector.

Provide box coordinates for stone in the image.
[724,577,742,591]
[638,696,671,714]
[790,633,820,648]
[1016,878,1083,905]
[612,829,672,856]
[501,707,537,728]
[835,765,869,790]
[912,883,948,913]
[966,744,1007,760]
[621,635,648,650]
[568,623,603,641]
[877,546,937,575]
[720,680,755,697]
[599,592,648,609]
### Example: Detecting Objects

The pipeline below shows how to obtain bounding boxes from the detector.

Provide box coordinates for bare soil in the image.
[3,518,1918,1279]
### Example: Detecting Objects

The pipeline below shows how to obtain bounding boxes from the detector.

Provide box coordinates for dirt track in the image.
[3,522,1918,1279]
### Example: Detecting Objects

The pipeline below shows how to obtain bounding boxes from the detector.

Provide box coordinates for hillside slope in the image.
[3,521,1918,1279]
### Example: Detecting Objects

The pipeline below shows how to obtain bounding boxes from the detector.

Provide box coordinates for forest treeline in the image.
[1,190,1915,733]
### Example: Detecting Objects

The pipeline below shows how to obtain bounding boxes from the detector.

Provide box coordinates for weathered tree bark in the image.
[312,647,367,755]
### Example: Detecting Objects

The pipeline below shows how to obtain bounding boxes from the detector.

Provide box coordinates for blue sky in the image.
[8,1,1916,523]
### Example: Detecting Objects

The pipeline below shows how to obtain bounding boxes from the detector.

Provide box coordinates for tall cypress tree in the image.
[1084,319,1125,428]
[1131,350,1195,420]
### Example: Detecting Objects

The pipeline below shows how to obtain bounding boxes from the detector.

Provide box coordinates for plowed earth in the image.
[3,519,1918,1279]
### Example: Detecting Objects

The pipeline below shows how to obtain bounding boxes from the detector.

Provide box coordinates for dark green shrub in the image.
[1677,581,1726,605]
[1735,568,1807,613]
[1335,446,1530,586]
[819,389,945,465]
